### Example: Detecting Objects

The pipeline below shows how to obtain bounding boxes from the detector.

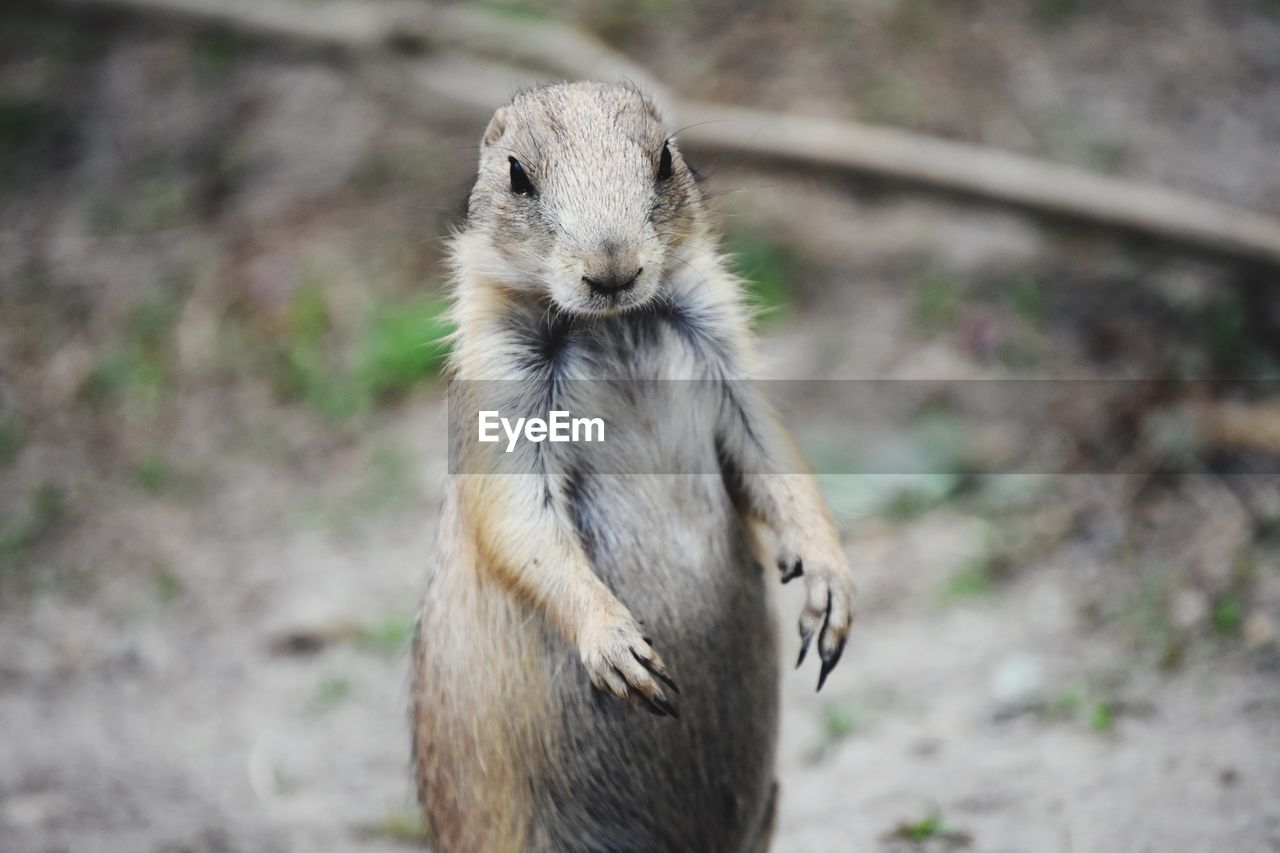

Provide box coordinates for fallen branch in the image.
[678,101,1280,267]
[1192,399,1280,455]
[56,0,1280,268]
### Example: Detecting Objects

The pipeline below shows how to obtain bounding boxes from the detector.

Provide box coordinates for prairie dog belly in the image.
[418,476,779,853]
[531,471,780,853]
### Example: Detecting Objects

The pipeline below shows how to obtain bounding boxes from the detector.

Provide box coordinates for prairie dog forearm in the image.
[718,389,856,686]
[743,449,842,552]
[459,471,679,713]
[459,473,629,645]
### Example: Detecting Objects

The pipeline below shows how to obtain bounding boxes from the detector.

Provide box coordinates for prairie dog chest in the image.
[548,308,746,586]
[536,302,727,477]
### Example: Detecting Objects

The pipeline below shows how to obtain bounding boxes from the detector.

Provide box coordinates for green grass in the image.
[879,473,972,524]
[0,416,21,467]
[82,348,168,408]
[1204,296,1247,373]
[822,700,862,739]
[887,810,970,845]
[1041,686,1085,722]
[357,296,454,401]
[81,294,183,412]
[884,0,938,49]
[859,75,929,126]
[1090,700,1115,734]
[31,484,66,527]
[152,564,184,605]
[805,697,864,764]
[356,612,416,656]
[365,807,430,845]
[912,407,974,474]
[133,177,193,231]
[1007,276,1045,325]
[1211,594,1244,637]
[0,482,69,567]
[1114,563,1256,667]
[724,228,797,322]
[131,295,180,350]
[0,98,63,199]
[881,487,939,523]
[278,284,362,420]
[134,455,187,496]
[1198,295,1280,379]
[308,676,351,712]
[895,812,943,842]
[274,285,452,422]
[1122,569,1172,647]
[914,270,962,332]
[1040,684,1121,735]
[939,556,998,603]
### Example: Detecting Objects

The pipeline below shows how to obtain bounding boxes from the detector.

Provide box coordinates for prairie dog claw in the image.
[779,541,856,691]
[581,616,680,718]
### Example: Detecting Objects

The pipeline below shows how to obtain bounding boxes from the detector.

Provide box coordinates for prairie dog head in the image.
[464,82,702,317]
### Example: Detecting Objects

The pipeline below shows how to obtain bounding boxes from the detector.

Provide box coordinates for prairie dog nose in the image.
[582,266,642,294]
[581,242,642,294]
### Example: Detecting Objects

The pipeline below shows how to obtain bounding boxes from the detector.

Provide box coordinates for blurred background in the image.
[2,1,1280,851]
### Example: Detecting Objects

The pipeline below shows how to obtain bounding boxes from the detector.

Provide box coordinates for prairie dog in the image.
[412,82,856,853]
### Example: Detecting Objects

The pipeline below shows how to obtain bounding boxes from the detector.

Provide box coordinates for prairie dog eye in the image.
[509,156,536,196]
[657,141,673,181]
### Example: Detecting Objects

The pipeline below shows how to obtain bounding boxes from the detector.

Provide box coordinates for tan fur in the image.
[412,82,855,853]
[413,502,548,851]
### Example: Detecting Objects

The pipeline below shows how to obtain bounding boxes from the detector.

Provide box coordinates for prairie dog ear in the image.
[482,106,508,147]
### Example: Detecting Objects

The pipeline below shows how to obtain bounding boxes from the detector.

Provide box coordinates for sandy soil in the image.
[3,371,1279,853]
[2,2,1280,852]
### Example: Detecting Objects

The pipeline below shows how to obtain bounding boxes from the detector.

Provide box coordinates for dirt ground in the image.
[2,2,1280,852]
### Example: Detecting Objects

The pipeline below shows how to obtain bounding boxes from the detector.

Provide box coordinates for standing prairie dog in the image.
[412,82,856,853]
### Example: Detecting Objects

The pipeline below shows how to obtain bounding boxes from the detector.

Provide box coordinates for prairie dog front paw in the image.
[578,613,681,719]
[777,538,856,691]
